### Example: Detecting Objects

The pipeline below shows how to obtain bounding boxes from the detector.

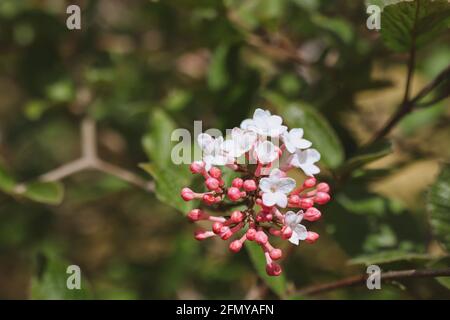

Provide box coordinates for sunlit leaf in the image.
[140,163,194,214]
[381,0,450,52]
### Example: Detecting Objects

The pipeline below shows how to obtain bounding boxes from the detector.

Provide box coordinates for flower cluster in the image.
[181,108,331,276]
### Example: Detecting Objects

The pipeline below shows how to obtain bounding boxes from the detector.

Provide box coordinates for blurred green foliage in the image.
[0,0,449,299]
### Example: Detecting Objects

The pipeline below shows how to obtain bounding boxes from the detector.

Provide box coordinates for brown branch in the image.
[16,117,154,193]
[296,268,450,296]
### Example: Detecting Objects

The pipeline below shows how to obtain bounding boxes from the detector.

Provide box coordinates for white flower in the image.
[282,128,312,153]
[197,133,233,171]
[255,141,278,164]
[222,128,257,158]
[290,148,321,176]
[259,169,296,208]
[240,108,287,138]
[284,210,308,245]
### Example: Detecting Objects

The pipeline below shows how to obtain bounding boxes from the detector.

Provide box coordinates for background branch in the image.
[20,117,154,193]
[296,268,450,296]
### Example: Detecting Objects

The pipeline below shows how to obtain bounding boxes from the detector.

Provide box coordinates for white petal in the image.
[269,168,286,179]
[288,232,300,245]
[305,148,321,163]
[259,177,274,193]
[300,164,320,176]
[253,108,270,121]
[297,139,312,149]
[240,119,253,130]
[294,224,308,240]
[290,128,304,139]
[274,192,288,208]
[197,133,213,152]
[284,211,298,227]
[268,115,283,128]
[262,192,277,207]
[276,177,296,194]
[256,141,278,164]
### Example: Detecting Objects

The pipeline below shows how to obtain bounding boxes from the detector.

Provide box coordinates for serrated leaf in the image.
[245,241,287,298]
[140,163,193,214]
[427,165,450,251]
[349,250,433,266]
[22,181,64,205]
[31,251,93,300]
[268,93,344,168]
[381,0,450,52]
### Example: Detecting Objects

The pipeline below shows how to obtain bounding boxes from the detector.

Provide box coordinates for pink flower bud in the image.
[232,178,244,188]
[314,192,331,205]
[189,161,204,174]
[243,179,257,192]
[181,188,195,201]
[255,231,268,245]
[316,182,330,193]
[194,229,215,241]
[288,195,301,206]
[230,210,244,223]
[205,177,220,191]
[209,167,222,179]
[281,226,293,240]
[229,240,243,253]
[220,226,233,240]
[187,209,204,221]
[270,248,282,260]
[227,187,242,201]
[303,177,317,188]
[299,198,314,209]
[266,263,282,276]
[303,207,321,221]
[212,222,223,234]
[202,194,217,205]
[305,231,319,244]
[246,228,257,241]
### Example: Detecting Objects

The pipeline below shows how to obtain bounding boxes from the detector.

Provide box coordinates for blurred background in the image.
[0,0,449,299]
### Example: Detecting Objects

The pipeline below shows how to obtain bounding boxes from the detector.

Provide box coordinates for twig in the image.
[369,0,420,144]
[15,117,154,193]
[296,268,450,296]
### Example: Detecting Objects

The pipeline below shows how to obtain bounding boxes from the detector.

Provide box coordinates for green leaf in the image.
[427,164,450,251]
[268,93,344,168]
[142,109,177,167]
[22,181,64,205]
[31,251,93,300]
[245,241,287,298]
[311,14,354,43]
[207,44,230,91]
[140,163,193,214]
[0,162,16,193]
[381,0,450,52]
[349,250,433,266]
[45,79,75,103]
[338,139,392,176]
